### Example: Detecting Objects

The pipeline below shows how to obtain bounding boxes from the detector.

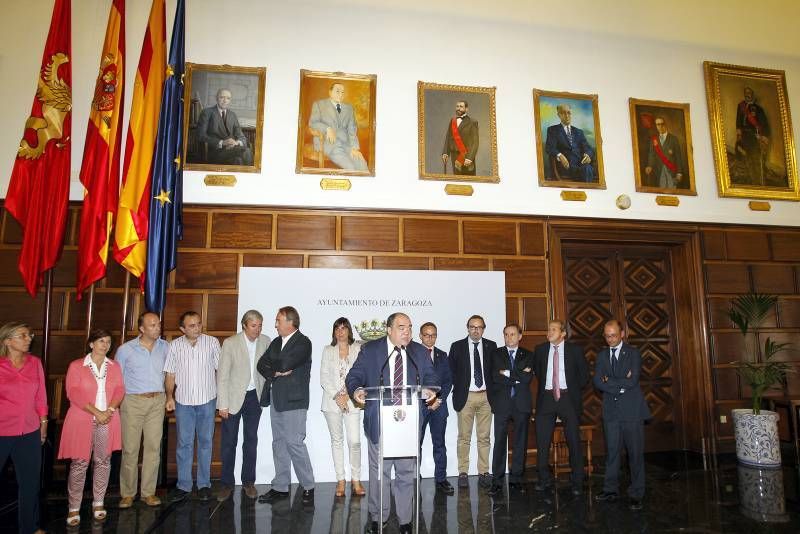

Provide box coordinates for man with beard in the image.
[735,86,770,185]
[442,100,479,175]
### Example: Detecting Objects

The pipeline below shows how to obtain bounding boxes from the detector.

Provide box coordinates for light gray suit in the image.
[309,98,368,171]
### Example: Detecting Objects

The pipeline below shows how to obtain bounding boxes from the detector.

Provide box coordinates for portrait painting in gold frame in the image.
[183,63,266,173]
[418,81,499,183]
[295,70,376,177]
[629,98,696,195]
[703,61,798,201]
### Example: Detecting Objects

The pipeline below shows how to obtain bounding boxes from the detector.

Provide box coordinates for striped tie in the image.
[393,346,403,405]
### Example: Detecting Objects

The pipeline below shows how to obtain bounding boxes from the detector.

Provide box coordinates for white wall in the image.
[2,0,799,225]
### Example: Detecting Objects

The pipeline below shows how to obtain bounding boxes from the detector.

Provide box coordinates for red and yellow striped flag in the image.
[76,0,125,297]
[113,0,166,281]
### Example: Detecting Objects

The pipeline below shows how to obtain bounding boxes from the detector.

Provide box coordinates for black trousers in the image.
[535,393,583,486]
[491,407,530,484]
[220,389,262,487]
[0,429,41,534]
[602,418,645,498]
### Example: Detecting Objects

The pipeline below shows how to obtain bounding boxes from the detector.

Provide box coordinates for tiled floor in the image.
[2,453,798,533]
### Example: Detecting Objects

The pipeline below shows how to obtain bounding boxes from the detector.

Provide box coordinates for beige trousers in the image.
[120,393,165,498]
[456,391,493,474]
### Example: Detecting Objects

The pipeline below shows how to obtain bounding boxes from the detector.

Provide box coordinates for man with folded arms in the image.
[116,312,169,508]
[216,310,270,501]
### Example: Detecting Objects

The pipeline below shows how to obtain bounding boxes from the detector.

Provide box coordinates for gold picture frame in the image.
[703,61,798,201]
[629,98,696,195]
[295,70,376,177]
[182,63,266,173]
[418,81,499,183]
[533,89,605,189]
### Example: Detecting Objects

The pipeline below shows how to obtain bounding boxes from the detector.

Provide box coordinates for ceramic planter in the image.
[732,408,781,468]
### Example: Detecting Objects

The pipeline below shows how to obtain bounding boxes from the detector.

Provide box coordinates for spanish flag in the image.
[76,0,125,297]
[113,0,166,282]
[5,0,71,297]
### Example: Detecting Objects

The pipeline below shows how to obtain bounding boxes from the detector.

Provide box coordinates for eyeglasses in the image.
[467,325,485,330]
[12,332,34,340]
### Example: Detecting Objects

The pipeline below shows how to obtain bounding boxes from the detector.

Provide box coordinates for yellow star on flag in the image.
[154,189,172,206]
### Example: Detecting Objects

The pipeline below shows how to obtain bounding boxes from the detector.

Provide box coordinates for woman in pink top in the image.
[0,322,47,534]
[58,329,125,526]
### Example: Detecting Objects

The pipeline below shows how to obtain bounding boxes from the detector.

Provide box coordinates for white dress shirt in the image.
[245,336,257,391]
[544,341,568,390]
[468,339,487,392]
[84,354,109,412]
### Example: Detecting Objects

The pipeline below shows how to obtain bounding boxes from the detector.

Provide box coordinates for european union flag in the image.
[145,0,184,313]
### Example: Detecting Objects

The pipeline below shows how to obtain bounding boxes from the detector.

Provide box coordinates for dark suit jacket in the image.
[421,346,453,417]
[195,106,248,150]
[449,337,497,412]
[592,342,651,422]
[646,132,684,184]
[490,346,535,414]
[533,341,589,418]
[345,338,439,444]
[256,330,312,412]
[442,116,479,163]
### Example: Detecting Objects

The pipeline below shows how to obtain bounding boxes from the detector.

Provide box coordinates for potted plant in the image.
[729,293,792,468]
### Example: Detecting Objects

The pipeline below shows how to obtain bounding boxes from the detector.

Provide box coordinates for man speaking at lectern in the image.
[346,313,440,534]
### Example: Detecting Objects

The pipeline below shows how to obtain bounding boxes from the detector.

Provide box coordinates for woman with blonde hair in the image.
[58,329,125,526]
[320,317,365,497]
[0,322,48,534]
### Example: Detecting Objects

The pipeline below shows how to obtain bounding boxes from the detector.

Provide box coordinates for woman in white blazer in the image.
[320,317,365,497]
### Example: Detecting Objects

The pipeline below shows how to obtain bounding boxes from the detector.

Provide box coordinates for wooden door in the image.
[561,243,682,452]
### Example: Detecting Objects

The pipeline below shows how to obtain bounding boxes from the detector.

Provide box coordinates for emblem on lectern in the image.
[393,408,406,422]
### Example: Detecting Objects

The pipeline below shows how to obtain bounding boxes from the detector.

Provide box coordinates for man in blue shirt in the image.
[115,312,169,508]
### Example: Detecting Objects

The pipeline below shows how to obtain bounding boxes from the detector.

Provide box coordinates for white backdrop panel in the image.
[235,267,506,484]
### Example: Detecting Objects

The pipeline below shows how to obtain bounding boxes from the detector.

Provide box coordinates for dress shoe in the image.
[301,488,315,505]
[243,483,258,499]
[435,480,455,495]
[197,487,212,501]
[170,488,190,503]
[335,480,346,497]
[478,472,492,488]
[534,481,552,492]
[142,494,161,507]
[629,497,643,511]
[594,491,618,502]
[369,520,389,534]
[351,480,366,496]
[216,485,233,502]
[118,496,134,509]
[509,482,526,493]
[258,488,289,503]
[458,472,469,488]
[487,484,503,497]
[399,523,413,534]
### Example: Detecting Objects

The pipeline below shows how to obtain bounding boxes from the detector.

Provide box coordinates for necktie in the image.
[552,345,561,401]
[336,103,341,113]
[473,342,483,388]
[610,347,618,376]
[508,349,515,398]
[566,126,573,145]
[221,110,229,135]
[429,348,434,363]
[393,346,403,405]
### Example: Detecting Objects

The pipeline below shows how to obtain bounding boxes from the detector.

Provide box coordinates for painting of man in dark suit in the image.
[630,98,696,195]
[534,90,605,189]
[195,88,253,166]
[442,100,479,176]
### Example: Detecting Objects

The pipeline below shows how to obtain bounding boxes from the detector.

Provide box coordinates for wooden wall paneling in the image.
[242,253,304,268]
[713,368,740,400]
[51,250,78,287]
[276,214,335,250]
[701,230,726,260]
[161,293,205,332]
[751,264,795,294]
[67,291,129,331]
[174,252,238,289]
[522,297,548,331]
[770,232,800,261]
[308,255,368,269]
[705,263,750,294]
[48,334,89,374]
[493,259,546,293]
[462,221,516,255]
[707,297,733,330]
[433,257,489,270]
[506,298,519,325]
[206,294,239,332]
[778,297,800,327]
[210,213,272,249]
[403,218,459,253]
[0,291,49,328]
[519,222,545,256]
[711,332,747,364]
[341,216,399,252]
[1,208,23,243]
[371,256,429,270]
[180,210,209,248]
[724,230,770,261]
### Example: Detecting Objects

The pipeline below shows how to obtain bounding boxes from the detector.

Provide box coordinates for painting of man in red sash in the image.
[735,86,771,186]
[442,100,479,176]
